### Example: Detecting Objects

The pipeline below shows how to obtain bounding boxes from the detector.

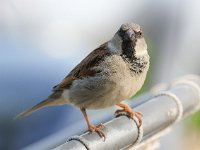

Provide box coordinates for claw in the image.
[88,124,106,141]
[96,123,106,129]
[115,103,143,126]
[80,108,106,141]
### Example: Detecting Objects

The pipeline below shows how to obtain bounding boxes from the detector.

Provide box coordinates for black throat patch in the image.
[120,39,148,75]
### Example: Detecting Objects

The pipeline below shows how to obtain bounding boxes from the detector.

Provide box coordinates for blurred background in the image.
[0,0,200,149]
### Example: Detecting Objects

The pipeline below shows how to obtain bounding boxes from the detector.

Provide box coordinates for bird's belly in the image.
[68,55,148,109]
[68,72,147,110]
[68,75,119,109]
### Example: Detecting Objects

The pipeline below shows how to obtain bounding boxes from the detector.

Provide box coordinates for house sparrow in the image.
[16,23,150,140]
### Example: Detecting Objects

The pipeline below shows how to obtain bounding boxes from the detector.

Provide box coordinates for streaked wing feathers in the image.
[53,43,110,90]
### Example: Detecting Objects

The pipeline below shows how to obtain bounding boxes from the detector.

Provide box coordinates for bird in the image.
[16,23,150,140]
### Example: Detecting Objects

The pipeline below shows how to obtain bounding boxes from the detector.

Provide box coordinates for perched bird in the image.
[16,23,150,140]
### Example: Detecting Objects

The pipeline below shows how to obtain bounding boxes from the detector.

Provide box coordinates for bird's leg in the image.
[115,103,142,126]
[80,108,106,140]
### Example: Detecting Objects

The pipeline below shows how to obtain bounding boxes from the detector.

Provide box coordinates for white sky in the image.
[0,0,144,58]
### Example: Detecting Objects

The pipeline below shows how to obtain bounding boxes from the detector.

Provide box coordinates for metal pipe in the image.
[53,75,200,150]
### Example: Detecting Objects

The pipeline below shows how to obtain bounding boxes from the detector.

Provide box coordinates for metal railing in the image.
[53,75,200,150]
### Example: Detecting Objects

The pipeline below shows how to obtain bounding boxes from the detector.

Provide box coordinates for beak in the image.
[125,29,135,40]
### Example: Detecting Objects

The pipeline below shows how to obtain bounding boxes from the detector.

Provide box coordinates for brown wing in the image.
[53,43,110,91]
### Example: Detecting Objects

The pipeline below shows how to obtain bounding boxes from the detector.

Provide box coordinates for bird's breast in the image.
[68,54,149,109]
[102,55,149,100]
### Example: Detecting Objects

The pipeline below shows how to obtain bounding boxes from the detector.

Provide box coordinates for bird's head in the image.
[108,23,147,58]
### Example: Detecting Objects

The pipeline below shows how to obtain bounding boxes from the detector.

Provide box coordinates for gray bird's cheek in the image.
[107,34,122,54]
[134,37,148,56]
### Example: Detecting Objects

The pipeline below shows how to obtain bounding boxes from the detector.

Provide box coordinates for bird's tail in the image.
[15,91,67,119]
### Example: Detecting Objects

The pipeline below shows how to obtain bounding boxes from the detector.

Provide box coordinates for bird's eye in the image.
[138,31,142,36]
